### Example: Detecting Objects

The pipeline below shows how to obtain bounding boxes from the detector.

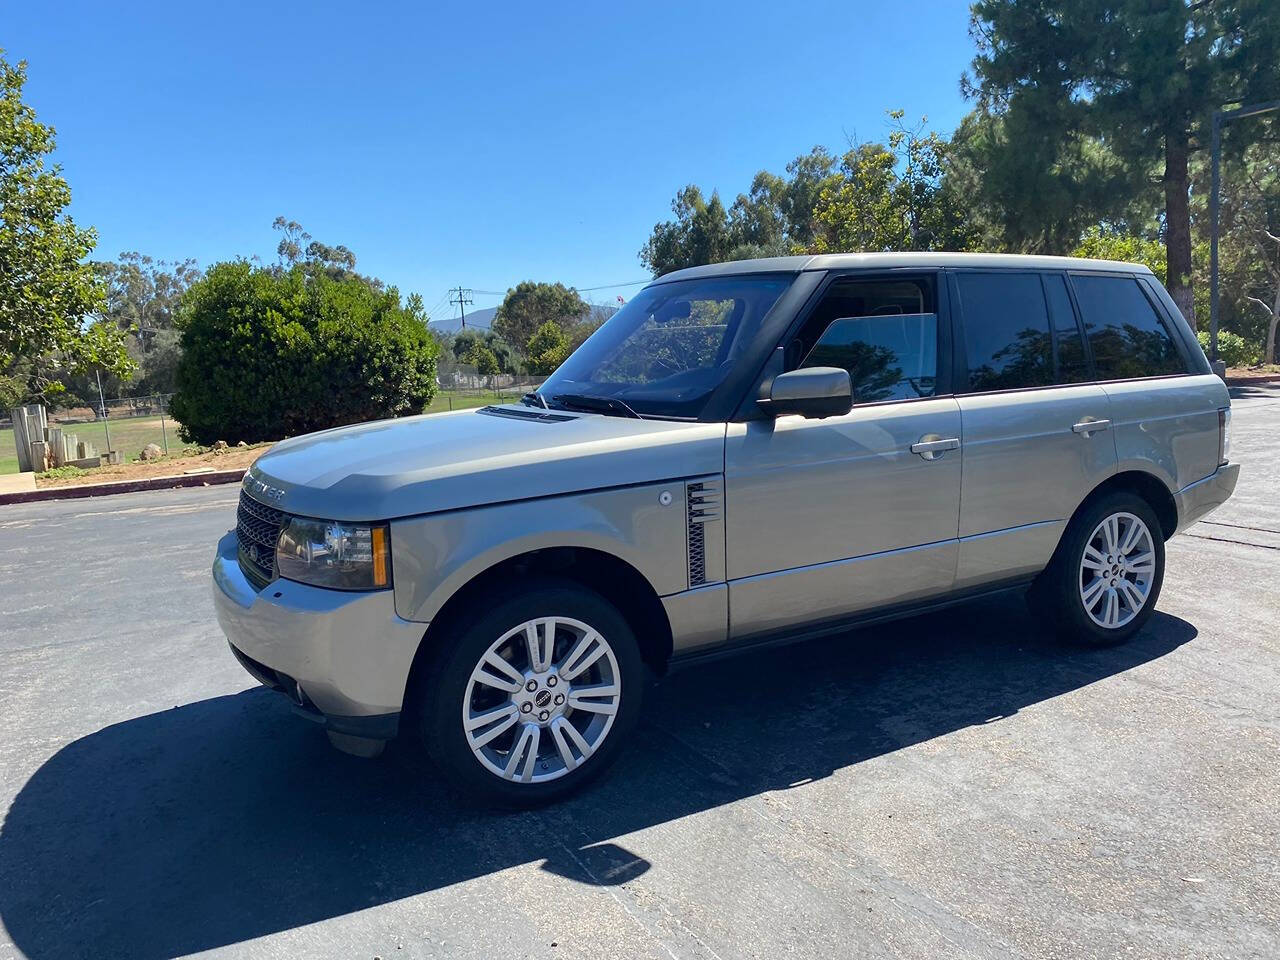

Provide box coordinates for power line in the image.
[425,291,453,318]
[425,277,651,326]
[469,278,650,298]
[574,279,650,292]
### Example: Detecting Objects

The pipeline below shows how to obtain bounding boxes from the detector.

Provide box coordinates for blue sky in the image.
[7,0,975,323]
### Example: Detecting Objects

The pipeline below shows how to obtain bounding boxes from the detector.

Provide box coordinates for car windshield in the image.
[537,274,792,419]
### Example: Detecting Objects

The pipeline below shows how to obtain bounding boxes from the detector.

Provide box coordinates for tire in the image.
[1030,491,1166,646]
[419,577,645,807]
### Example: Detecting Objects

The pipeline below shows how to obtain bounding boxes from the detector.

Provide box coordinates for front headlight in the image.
[275,517,391,590]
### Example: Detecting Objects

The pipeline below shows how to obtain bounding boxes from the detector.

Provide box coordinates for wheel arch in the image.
[400,546,674,721]
[1077,469,1179,541]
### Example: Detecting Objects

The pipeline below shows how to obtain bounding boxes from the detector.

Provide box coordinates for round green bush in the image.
[1195,329,1261,368]
[170,262,438,445]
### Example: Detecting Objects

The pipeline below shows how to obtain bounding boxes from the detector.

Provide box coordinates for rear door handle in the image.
[1072,419,1112,435]
[910,436,961,460]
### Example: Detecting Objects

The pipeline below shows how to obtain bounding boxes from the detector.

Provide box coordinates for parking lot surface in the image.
[1,385,1277,960]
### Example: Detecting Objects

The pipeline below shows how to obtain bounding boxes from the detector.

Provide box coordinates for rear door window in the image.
[956,273,1053,391]
[1070,275,1186,380]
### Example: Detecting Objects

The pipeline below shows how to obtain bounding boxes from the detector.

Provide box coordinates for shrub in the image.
[170,262,438,444]
[465,342,501,376]
[526,321,571,375]
[1195,330,1260,368]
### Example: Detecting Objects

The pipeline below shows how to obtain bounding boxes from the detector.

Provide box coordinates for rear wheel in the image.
[1030,491,1165,646]
[420,579,644,806]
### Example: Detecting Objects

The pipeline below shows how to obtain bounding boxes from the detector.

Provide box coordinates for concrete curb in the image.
[0,468,246,506]
[1225,372,1280,386]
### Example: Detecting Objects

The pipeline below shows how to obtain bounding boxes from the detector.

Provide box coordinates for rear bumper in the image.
[212,531,424,738]
[1174,462,1241,534]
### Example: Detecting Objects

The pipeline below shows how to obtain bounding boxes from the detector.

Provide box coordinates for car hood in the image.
[245,405,726,521]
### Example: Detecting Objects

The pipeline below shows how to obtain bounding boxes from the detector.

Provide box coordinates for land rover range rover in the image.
[213,253,1239,804]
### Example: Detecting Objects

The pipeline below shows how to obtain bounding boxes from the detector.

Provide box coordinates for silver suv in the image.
[213,253,1239,804]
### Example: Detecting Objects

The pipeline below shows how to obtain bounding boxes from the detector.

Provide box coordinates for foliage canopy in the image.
[492,281,590,350]
[0,51,133,403]
[170,261,438,444]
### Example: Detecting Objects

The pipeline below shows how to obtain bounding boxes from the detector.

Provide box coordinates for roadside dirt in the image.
[36,445,269,488]
[1226,366,1280,384]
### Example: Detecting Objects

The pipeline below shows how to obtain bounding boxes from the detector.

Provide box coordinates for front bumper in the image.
[1174,462,1241,534]
[212,531,424,738]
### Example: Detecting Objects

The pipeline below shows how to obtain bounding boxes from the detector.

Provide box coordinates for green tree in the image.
[639,186,735,276]
[271,216,375,286]
[811,113,977,253]
[96,251,202,336]
[642,119,973,272]
[60,251,204,400]
[492,281,590,349]
[945,107,1146,254]
[0,52,132,403]
[1073,227,1168,279]
[447,329,519,374]
[1206,140,1280,363]
[170,261,438,444]
[465,341,501,376]
[526,321,571,375]
[641,148,839,275]
[966,0,1280,325]
[810,143,900,252]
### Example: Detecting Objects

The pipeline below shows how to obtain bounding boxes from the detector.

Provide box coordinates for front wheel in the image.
[420,579,644,807]
[1030,491,1166,646]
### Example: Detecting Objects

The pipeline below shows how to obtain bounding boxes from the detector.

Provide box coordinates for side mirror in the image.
[760,367,852,419]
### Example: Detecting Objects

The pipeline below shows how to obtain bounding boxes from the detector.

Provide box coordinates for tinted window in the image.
[1071,275,1185,380]
[958,273,1053,391]
[1043,273,1091,383]
[804,313,937,404]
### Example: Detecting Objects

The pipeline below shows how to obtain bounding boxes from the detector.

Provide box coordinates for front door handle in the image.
[1072,418,1112,436]
[910,435,961,460]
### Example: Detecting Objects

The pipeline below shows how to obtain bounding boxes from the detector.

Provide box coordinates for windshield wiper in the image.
[520,391,549,409]
[550,393,643,419]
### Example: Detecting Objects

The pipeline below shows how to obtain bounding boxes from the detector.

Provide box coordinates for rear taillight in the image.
[1218,407,1231,465]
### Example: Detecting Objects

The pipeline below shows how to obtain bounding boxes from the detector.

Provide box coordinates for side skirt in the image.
[666,577,1035,672]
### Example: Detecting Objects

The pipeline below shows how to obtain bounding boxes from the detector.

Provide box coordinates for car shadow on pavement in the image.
[0,594,1196,959]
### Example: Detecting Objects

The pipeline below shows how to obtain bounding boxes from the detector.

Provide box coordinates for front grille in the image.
[236,489,286,589]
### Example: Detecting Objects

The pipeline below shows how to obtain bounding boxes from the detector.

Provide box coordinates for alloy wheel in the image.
[1078,511,1156,629]
[462,616,621,784]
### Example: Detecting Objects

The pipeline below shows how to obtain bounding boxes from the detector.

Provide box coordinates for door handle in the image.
[1072,418,1112,435]
[910,436,961,460]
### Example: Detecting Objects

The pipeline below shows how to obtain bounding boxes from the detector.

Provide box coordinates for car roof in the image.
[649,252,1155,285]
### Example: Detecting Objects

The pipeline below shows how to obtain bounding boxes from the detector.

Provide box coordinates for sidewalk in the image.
[0,472,36,495]
[0,468,246,506]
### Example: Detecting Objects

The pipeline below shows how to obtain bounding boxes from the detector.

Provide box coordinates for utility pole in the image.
[95,369,113,454]
[449,286,474,329]
[1210,99,1280,372]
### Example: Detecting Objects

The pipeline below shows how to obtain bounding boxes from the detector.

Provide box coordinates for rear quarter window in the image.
[1071,275,1186,380]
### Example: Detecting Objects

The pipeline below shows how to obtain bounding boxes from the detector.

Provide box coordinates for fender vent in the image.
[686,479,721,587]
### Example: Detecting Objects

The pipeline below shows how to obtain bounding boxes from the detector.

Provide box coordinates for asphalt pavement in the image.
[0,384,1277,960]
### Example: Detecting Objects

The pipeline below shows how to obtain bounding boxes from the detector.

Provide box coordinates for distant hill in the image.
[429,305,497,334]
[428,303,618,336]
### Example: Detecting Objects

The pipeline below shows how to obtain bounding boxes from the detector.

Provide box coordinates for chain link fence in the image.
[2,395,182,474]
[4,376,554,473]
[429,365,547,412]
